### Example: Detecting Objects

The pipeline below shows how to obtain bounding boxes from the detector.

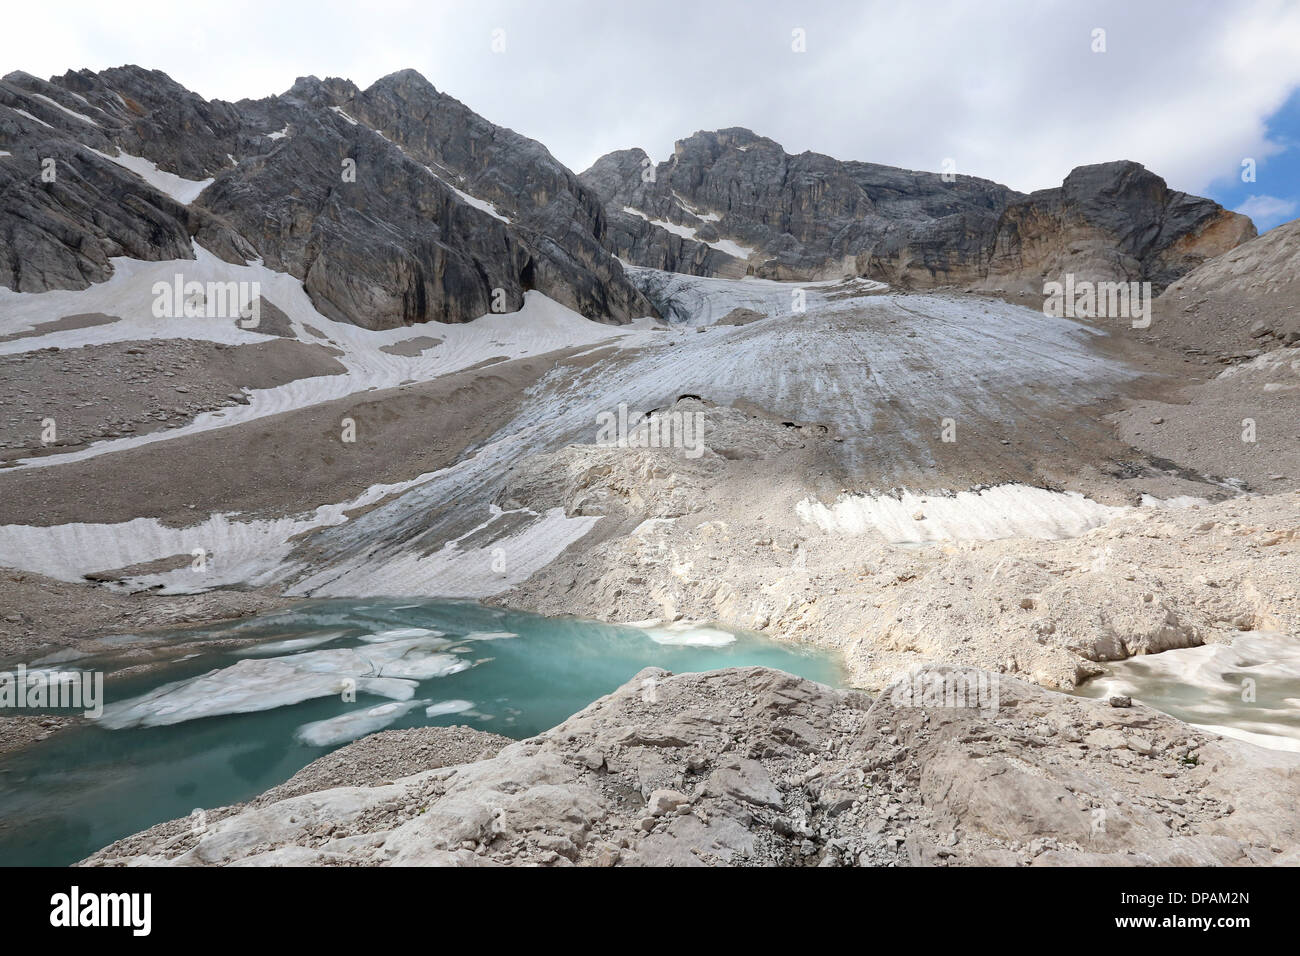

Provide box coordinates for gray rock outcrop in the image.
[0,66,654,327]
[581,127,1255,295]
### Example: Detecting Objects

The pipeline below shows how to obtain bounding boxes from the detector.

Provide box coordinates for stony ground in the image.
[0,569,293,756]
[0,568,290,661]
[0,714,81,759]
[0,337,344,463]
[1112,346,1300,492]
[496,399,1300,691]
[1148,217,1300,357]
[0,347,590,527]
[83,665,1300,867]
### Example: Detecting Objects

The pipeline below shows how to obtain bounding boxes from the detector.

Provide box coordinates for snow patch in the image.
[622,207,754,259]
[0,248,640,471]
[0,468,450,591]
[287,506,601,598]
[87,146,214,204]
[797,485,1127,542]
[12,108,53,128]
[30,93,100,126]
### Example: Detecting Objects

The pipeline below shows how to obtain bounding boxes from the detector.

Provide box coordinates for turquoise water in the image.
[0,599,841,866]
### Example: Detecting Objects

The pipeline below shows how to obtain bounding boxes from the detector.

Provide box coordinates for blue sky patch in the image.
[1206,87,1300,232]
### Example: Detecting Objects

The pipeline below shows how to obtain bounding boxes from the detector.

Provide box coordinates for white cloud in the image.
[1236,194,1299,228]
[3,0,1299,194]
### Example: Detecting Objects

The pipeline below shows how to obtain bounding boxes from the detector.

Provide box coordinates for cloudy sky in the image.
[5,0,1299,227]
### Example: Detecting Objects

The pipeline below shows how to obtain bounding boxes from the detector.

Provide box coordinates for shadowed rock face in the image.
[0,66,655,328]
[987,160,1256,295]
[581,127,1255,292]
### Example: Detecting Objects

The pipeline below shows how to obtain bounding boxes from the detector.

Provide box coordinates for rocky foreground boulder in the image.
[582,127,1254,293]
[84,666,1300,866]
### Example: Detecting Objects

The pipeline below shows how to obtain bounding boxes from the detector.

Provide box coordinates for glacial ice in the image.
[294,699,431,747]
[638,622,738,647]
[97,636,468,729]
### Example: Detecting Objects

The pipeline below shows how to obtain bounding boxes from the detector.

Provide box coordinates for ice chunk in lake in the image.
[98,636,464,729]
[294,699,430,747]
[242,631,348,655]
[359,627,446,643]
[460,631,518,641]
[377,652,471,680]
[425,699,474,717]
[638,622,737,646]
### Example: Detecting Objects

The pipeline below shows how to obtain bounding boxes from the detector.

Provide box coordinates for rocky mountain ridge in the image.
[0,66,653,328]
[1,66,1256,332]
[582,127,1255,293]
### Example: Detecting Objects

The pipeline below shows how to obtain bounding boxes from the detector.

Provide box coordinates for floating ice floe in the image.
[241,631,348,655]
[359,627,445,643]
[294,699,431,747]
[97,636,468,729]
[425,699,475,717]
[636,621,738,647]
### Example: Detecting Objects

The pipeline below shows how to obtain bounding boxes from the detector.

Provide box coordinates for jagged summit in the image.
[370,67,439,91]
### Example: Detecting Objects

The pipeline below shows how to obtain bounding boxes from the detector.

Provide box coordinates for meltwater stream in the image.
[0,599,841,866]
[1073,631,1300,753]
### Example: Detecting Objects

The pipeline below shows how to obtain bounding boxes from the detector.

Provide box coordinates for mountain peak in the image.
[371,68,437,91]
